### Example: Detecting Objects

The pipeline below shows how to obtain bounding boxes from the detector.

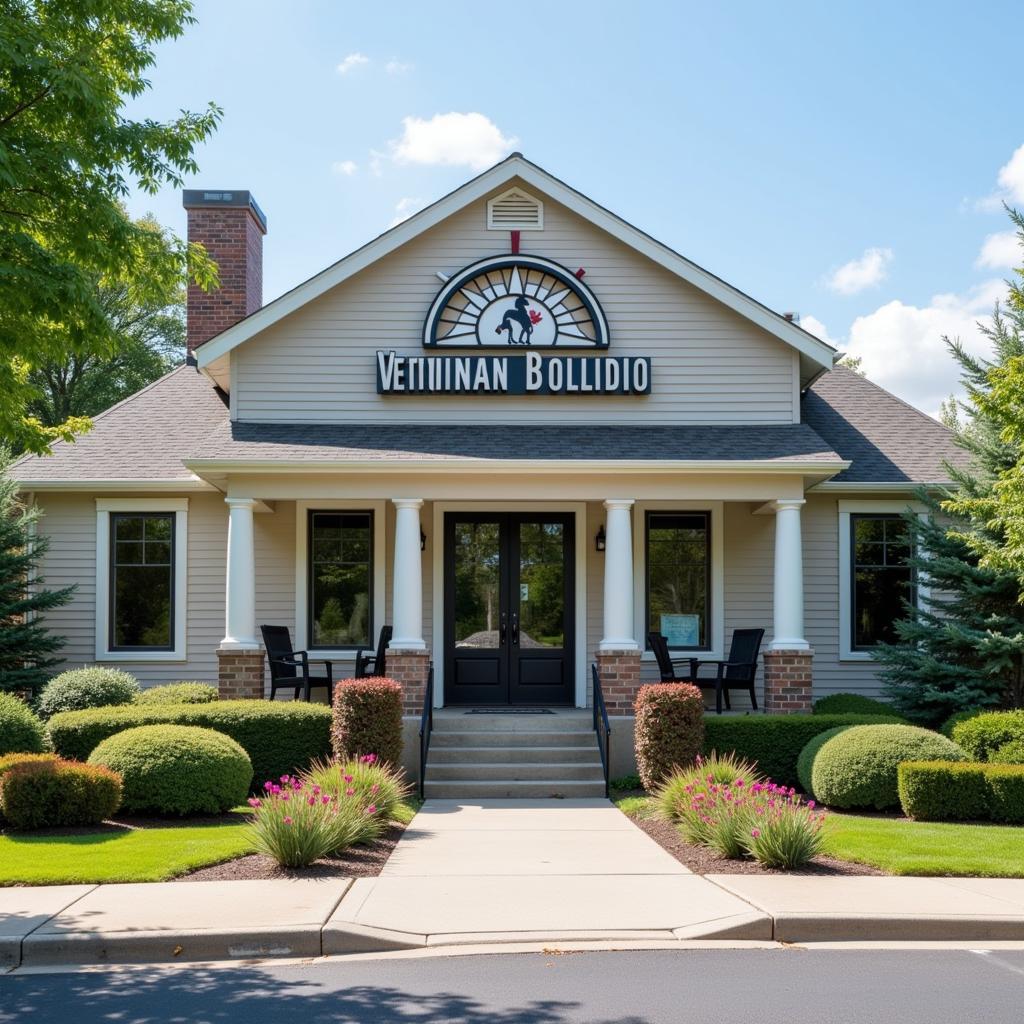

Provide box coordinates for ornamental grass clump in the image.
[306,754,407,832]
[654,751,761,823]
[742,788,827,869]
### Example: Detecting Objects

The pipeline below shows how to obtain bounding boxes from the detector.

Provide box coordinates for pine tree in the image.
[0,448,75,694]
[874,205,1024,723]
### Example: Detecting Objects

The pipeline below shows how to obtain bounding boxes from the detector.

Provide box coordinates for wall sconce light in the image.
[595,525,606,552]
[420,529,427,552]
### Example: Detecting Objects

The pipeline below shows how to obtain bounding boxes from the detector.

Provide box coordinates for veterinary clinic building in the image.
[12,155,964,739]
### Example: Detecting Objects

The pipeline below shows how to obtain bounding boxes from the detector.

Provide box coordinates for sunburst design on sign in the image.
[424,255,608,349]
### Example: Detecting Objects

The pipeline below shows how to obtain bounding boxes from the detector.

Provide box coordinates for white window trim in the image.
[838,499,928,662]
[633,501,725,663]
[95,498,188,662]
[295,499,386,663]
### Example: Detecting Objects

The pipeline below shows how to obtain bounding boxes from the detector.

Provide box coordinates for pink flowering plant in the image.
[655,751,762,823]
[306,754,407,830]
[742,787,827,869]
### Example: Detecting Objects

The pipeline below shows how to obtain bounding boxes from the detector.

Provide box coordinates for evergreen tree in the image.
[875,205,1024,722]
[0,448,75,694]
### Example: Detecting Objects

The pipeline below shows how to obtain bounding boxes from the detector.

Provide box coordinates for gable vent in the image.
[487,188,544,231]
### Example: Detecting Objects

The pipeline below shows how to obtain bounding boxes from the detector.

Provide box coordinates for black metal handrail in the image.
[591,662,611,798]
[418,662,434,801]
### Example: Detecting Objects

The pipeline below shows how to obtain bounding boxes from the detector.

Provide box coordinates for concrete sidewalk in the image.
[4,799,1024,970]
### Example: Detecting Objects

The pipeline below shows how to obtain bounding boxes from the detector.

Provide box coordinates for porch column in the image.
[218,497,264,700]
[764,497,813,714]
[390,498,425,650]
[600,499,638,650]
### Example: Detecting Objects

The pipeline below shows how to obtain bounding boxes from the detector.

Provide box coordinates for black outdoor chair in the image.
[355,625,392,679]
[260,624,334,703]
[648,628,764,715]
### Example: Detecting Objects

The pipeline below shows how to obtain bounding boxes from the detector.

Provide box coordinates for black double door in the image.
[444,512,575,705]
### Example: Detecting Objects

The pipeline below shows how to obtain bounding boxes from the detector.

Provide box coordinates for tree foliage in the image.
[0,0,219,454]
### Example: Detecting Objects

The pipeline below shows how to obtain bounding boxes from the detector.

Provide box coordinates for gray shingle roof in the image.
[9,365,228,482]
[803,366,973,483]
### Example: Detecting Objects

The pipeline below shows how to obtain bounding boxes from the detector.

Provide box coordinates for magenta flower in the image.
[346,787,356,797]
[247,797,262,808]
[366,804,377,815]
[343,774,354,784]
[751,828,761,838]
[283,816,293,825]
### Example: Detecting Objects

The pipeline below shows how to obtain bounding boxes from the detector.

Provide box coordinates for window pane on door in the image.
[453,521,501,648]
[309,511,372,648]
[517,521,565,648]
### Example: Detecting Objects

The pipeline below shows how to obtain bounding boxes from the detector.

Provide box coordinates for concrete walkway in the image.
[4,799,1024,969]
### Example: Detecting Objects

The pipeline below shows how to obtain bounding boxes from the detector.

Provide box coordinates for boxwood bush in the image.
[0,757,122,829]
[952,710,1024,762]
[136,683,219,706]
[812,693,901,718]
[331,677,404,768]
[811,725,968,810]
[897,761,989,821]
[0,692,47,756]
[37,667,140,718]
[47,700,331,785]
[985,765,1024,824]
[634,683,705,791]
[990,739,1024,765]
[88,725,251,816]
[702,714,904,789]
[796,726,850,796]
[939,708,988,739]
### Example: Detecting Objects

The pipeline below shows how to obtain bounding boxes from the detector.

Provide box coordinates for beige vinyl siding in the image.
[234,184,797,425]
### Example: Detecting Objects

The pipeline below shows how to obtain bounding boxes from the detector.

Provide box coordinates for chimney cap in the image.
[182,189,267,232]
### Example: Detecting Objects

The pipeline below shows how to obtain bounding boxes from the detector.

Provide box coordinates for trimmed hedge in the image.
[0,757,122,829]
[0,692,46,756]
[952,710,1024,762]
[796,726,850,796]
[990,739,1024,765]
[702,714,904,789]
[634,683,705,791]
[811,725,968,810]
[88,725,251,816]
[898,760,1024,824]
[897,761,989,821]
[813,693,901,718]
[37,667,140,718]
[136,683,219,706]
[47,700,332,785]
[331,677,404,768]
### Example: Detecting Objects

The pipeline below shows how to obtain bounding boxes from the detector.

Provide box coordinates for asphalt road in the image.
[2,948,1024,1024]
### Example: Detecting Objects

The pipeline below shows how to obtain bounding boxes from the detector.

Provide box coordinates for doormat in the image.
[464,708,555,715]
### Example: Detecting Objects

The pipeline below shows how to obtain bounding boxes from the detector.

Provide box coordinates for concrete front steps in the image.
[423,710,606,799]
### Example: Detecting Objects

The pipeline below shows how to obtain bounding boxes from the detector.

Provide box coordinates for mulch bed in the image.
[619,793,882,876]
[0,810,244,839]
[179,821,407,882]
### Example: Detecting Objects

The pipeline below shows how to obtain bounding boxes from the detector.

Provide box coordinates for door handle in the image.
[500,612,507,646]
[511,613,520,647]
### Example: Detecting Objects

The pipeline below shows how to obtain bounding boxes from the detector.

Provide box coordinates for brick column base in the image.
[763,648,814,714]
[595,648,643,715]
[217,649,265,700]
[387,649,432,715]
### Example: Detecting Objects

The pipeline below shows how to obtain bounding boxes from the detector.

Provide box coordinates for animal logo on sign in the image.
[495,296,543,345]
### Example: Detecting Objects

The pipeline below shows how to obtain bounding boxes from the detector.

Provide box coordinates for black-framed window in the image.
[308,510,373,649]
[109,512,175,651]
[645,511,711,651]
[851,513,916,650]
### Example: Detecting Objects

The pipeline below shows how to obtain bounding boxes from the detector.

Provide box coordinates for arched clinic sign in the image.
[423,255,609,349]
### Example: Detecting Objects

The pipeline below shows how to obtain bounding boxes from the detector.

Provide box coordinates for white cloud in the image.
[390,112,518,171]
[389,196,425,227]
[331,160,358,176]
[976,143,1024,210]
[336,52,370,75]
[799,314,839,347]
[843,279,1004,418]
[385,58,413,75]
[976,229,1021,269]
[825,247,894,296]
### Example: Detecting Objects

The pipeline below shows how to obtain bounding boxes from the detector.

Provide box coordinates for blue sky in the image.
[125,0,1024,417]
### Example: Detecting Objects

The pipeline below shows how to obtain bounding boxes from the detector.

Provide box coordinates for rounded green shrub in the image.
[633,683,705,791]
[939,708,988,739]
[811,724,968,810]
[812,693,900,718]
[990,739,1024,765]
[952,710,1024,761]
[0,692,47,756]
[37,668,140,718]
[0,758,122,829]
[88,724,252,816]
[136,683,219,706]
[796,726,850,797]
[47,700,331,785]
[331,677,404,769]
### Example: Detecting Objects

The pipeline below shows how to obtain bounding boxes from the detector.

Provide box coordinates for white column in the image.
[391,498,425,650]
[771,498,809,650]
[222,497,258,650]
[600,498,639,651]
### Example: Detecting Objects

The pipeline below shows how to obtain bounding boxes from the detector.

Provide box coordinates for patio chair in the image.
[648,627,764,715]
[260,624,334,702]
[355,624,392,679]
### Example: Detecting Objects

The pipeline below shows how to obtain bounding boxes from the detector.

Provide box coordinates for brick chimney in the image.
[182,190,267,356]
